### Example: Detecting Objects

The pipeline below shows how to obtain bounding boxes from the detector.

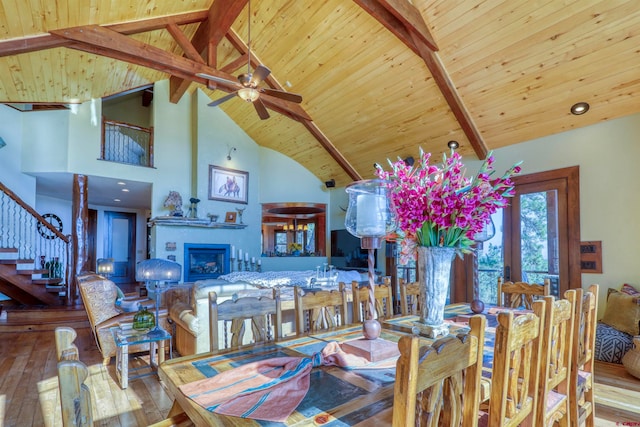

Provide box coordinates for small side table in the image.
[110,325,172,389]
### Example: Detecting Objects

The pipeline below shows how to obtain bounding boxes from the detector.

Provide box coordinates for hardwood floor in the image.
[1,327,639,426]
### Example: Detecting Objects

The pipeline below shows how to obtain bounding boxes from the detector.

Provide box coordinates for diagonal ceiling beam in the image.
[354,0,488,159]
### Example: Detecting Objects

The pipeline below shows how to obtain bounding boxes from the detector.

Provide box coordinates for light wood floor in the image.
[1,327,639,426]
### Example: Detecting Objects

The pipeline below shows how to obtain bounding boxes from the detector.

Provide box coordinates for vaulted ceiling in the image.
[1,0,639,187]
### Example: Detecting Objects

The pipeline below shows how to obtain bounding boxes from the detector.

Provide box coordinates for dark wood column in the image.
[70,174,89,304]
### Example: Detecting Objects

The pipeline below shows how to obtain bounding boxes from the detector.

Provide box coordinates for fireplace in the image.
[184,243,230,282]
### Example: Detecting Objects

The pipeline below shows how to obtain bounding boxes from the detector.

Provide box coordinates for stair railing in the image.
[0,180,71,295]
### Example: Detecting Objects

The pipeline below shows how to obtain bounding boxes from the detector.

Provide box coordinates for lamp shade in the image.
[135,258,181,282]
[344,179,395,239]
[96,258,114,275]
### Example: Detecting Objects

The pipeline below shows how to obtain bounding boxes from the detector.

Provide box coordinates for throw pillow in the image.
[621,283,640,295]
[601,290,640,336]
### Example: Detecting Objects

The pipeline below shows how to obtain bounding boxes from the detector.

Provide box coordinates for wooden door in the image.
[454,166,580,303]
[105,211,136,284]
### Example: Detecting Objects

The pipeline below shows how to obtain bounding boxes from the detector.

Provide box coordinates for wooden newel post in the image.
[70,174,89,305]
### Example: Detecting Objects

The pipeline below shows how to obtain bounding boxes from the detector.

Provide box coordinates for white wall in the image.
[463,112,640,313]
[0,105,35,204]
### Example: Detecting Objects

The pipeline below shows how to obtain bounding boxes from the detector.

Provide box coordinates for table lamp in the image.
[96,258,114,279]
[345,179,396,341]
[135,258,181,337]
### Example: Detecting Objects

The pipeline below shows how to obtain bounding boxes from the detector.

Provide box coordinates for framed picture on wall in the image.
[208,165,249,204]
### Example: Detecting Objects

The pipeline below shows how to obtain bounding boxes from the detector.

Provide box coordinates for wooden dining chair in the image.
[58,359,93,427]
[486,299,545,427]
[497,277,550,310]
[568,284,598,427]
[294,282,349,333]
[352,279,394,322]
[55,326,79,361]
[393,315,486,427]
[399,279,421,316]
[535,292,576,427]
[209,288,282,351]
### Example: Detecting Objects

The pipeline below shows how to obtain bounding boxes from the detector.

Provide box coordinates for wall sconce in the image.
[0,137,6,150]
[227,147,237,160]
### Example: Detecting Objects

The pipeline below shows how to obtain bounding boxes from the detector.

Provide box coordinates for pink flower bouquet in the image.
[375,148,521,263]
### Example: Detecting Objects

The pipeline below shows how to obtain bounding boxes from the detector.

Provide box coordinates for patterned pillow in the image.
[621,283,640,295]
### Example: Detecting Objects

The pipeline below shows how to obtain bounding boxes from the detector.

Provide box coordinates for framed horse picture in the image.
[208,165,249,204]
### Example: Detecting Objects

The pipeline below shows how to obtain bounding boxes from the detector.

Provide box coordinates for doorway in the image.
[105,211,136,284]
[456,166,581,303]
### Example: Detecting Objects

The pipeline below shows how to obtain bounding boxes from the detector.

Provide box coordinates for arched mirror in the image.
[261,203,326,257]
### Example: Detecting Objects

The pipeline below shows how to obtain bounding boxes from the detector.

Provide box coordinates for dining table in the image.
[158,303,500,426]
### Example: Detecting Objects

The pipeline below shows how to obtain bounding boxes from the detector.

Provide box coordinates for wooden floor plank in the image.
[0,328,638,426]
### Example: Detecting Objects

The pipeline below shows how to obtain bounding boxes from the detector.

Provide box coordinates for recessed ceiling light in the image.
[114,198,121,202]
[122,188,130,192]
[570,102,590,115]
[117,181,126,186]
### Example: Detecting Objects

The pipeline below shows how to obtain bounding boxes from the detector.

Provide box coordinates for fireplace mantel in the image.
[148,216,247,229]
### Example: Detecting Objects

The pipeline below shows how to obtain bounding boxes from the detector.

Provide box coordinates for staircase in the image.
[0,248,66,305]
[0,181,71,306]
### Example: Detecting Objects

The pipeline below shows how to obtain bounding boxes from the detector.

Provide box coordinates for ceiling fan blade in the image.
[208,92,238,107]
[254,98,270,120]
[250,65,271,86]
[196,72,238,87]
[261,88,303,104]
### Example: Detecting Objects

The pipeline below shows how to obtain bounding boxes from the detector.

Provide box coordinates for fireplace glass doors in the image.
[184,244,230,282]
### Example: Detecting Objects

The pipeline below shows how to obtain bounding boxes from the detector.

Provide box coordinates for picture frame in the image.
[208,165,249,204]
[225,212,237,223]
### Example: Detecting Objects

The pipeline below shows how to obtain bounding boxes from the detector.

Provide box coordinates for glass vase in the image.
[133,306,155,331]
[415,246,456,338]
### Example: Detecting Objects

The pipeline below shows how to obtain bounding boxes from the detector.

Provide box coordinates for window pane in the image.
[477,212,503,305]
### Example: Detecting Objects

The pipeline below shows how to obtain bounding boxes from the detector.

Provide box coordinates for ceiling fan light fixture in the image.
[570,102,590,115]
[237,87,260,103]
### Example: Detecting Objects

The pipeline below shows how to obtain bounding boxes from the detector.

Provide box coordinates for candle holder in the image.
[342,179,398,361]
[256,263,262,273]
[250,259,256,272]
[238,259,243,272]
[230,257,236,272]
[244,260,250,271]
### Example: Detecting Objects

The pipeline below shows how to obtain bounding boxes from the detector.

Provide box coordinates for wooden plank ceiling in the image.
[0,0,639,186]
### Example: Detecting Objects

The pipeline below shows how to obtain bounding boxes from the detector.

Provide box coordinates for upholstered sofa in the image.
[77,273,169,365]
[166,279,295,356]
[594,284,640,364]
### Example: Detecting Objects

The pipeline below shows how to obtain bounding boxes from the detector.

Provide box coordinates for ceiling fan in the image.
[196,1,302,120]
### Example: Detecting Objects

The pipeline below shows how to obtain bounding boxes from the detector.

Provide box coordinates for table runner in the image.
[179,340,397,422]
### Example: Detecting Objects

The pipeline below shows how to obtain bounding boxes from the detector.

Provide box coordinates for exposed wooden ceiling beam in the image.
[375,0,438,51]
[165,23,205,64]
[168,0,247,104]
[50,25,311,122]
[354,0,488,159]
[169,21,211,103]
[0,10,209,57]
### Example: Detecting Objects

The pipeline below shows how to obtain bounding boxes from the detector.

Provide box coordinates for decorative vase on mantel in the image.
[415,246,456,338]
